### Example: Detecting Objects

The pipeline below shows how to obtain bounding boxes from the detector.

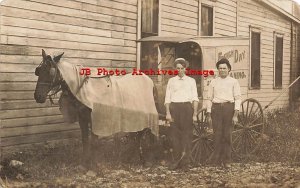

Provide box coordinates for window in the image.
[140,0,159,72]
[201,4,213,36]
[274,35,283,88]
[141,0,159,38]
[251,31,261,88]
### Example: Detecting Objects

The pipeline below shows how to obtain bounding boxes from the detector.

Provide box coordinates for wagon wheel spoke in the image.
[235,122,245,129]
[248,116,263,127]
[252,106,260,117]
[245,100,250,120]
[247,130,258,146]
[247,101,255,119]
[249,129,261,137]
[232,132,244,152]
[232,131,243,145]
[192,108,213,164]
[191,139,201,155]
[192,140,202,162]
[233,99,264,157]
[247,123,263,129]
[193,124,202,136]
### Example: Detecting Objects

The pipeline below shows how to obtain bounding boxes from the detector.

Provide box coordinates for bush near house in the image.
[255,108,300,162]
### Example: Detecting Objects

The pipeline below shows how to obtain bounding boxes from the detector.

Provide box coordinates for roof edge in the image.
[254,0,300,24]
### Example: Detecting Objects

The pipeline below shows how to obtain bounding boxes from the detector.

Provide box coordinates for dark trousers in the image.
[169,102,193,164]
[211,102,234,165]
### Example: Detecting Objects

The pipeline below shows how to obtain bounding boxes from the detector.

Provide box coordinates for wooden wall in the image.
[0,0,297,151]
[160,0,237,37]
[160,0,199,37]
[290,23,300,108]
[0,0,138,150]
[238,0,292,109]
[214,0,237,36]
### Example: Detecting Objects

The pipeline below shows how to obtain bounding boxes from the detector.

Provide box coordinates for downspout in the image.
[290,21,294,109]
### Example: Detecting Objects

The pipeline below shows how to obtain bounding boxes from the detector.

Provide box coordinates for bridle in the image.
[35,58,63,104]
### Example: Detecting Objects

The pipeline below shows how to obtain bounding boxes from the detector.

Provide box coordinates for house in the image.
[0,0,299,151]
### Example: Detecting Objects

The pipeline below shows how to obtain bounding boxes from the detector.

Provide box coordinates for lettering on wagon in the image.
[218,50,246,63]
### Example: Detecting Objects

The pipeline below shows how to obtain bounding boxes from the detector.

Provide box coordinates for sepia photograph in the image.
[0,0,300,187]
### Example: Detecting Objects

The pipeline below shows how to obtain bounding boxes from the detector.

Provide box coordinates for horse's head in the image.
[34,49,64,103]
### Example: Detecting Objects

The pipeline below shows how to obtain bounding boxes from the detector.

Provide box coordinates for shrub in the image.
[254,108,300,162]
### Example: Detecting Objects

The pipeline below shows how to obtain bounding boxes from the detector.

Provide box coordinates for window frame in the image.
[200,3,214,36]
[138,0,160,70]
[249,27,261,89]
[273,32,284,89]
[141,0,159,38]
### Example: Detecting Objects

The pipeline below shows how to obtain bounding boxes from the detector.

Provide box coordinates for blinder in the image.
[35,66,56,77]
[35,67,40,76]
[49,67,56,77]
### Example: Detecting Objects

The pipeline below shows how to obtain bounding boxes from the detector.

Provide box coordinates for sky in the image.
[294,0,300,4]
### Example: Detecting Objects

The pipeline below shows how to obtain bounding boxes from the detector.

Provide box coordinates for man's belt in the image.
[212,102,234,106]
[171,102,191,104]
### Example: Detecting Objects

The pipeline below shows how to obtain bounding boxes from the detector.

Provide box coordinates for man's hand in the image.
[207,112,212,126]
[232,110,239,125]
[193,114,197,124]
[166,113,173,123]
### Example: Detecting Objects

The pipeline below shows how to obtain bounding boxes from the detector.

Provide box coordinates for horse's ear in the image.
[42,49,47,59]
[53,52,64,63]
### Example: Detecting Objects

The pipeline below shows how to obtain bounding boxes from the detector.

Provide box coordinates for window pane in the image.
[275,37,283,87]
[141,0,159,38]
[251,32,261,88]
[201,5,213,36]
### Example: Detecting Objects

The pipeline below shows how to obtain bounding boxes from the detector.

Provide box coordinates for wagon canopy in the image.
[138,36,250,102]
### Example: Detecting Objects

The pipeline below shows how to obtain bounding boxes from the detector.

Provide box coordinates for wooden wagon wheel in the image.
[191,108,214,164]
[232,98,264,158]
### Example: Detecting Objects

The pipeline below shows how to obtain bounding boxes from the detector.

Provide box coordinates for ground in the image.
[1,109,300,187]
[1,160,300,187]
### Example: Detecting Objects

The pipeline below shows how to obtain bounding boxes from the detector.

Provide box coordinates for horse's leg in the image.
[78,106,92,167]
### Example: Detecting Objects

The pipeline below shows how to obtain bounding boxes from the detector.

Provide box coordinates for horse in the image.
[34,49,160,166]
[34,49,93,165]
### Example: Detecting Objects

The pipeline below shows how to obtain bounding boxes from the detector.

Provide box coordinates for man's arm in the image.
[165,80,172,122]
[232,79,242,124]
[206,80,214,126]
[191,79,199,123]
[192,100,199,123]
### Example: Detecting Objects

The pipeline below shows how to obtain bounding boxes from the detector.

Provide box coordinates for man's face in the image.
[176,63,186,77]
[218,63,229,78]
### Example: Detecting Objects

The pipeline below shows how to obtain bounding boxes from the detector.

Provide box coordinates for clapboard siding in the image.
[238,0,291,108]
[0,107,61,119]
[1,130,81,147]
[1,115,64,128]
[160,0,198,37]
[1,123,78,137]
[214,0,237,36]
[3,0,137,21]
[0,0,138,149]
[0,99,58,110]
[0,0,297,150]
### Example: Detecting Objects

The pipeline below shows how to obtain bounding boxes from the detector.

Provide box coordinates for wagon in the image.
[138,36,265,164]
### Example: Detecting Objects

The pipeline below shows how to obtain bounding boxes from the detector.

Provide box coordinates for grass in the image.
[254,108,300,162]
[1,108,299,182]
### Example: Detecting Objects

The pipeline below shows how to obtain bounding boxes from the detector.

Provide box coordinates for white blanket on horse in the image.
[57,61,159,137]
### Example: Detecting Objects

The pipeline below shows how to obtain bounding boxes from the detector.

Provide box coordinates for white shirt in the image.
[207,76,241,112]
[164,75,199,104]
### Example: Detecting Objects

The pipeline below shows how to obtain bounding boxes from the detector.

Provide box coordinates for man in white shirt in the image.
[207,58,241,168]
[165,58,199,169]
